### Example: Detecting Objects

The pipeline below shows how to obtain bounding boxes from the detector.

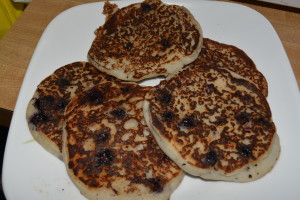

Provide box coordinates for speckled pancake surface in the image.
[144,65,280,182]
[88,0,203,81]
[63,82,184,200]
[191,38,268,97]
[26,62,117,158]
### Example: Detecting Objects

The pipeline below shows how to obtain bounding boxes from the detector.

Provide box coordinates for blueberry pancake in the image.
[88,0,203,81]
[63,82,184,200]
[26,62,117,158]
[191,38,268,97]
[144,65,280,182]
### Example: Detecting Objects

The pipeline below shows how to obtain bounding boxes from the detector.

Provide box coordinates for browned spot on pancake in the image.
[132,177,164,193]
[57,78,70,87]
[235,112,250,125]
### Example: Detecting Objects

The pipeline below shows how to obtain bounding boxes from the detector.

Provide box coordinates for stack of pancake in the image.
[26,0,280,199]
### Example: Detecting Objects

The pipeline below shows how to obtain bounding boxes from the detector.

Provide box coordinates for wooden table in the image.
[0,0,299,115]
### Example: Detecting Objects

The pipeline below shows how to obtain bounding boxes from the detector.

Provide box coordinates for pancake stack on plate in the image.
[63,81,184,200]
[26,0,280,199]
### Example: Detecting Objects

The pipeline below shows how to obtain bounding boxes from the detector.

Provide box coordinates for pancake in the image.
[143,65,280,182]
[191,38,268,96]
[26,62,117,158]
[88,0,203,81]
[63,81,184,200]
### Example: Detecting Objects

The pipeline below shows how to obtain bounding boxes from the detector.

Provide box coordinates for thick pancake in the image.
[63,82,184,200]
[26,62,117,158]
[143,65,280,182]
[190,38,268,96]
[88,0,203,81]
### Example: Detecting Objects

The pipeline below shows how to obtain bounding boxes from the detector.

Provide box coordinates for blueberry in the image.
[235,112,250,125]
[30,113,48,125]
[181,116,194,127]
[141,3,151,12]
[239,147,252,158]
[57,78,70,87]
[95,129,110,142]
[205,151,217,166]
[159,92,171,104]
[163,112,173,121]
[95,149,114,167]
[146,178,163,193]
[86,89,103,104]
[110,108,125,119]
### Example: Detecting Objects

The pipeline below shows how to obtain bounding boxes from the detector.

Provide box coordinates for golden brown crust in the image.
[26,62,117,156]
[191,38,268,97]
[145,65,276,177]
[88,0,203,81]
[63,82,183,199]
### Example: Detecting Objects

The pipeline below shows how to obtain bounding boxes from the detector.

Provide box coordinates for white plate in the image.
[3,1,300,199]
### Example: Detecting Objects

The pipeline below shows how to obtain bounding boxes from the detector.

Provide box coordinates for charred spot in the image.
[214,116,228,125]
[30,112,48,126]
[86,89,103,105]
[120,87,130,93]
[57,78,70,87]
[235,112,250,125]
[234,91,254,103]
[180,116,195,127]
[238,146,252,158]
[146,178,163,192]
[94,149,114,167]
[161,154,172,163]
[83,164,101,176]
[68,161,74,169]
[158,39,170,50]
[124,42,133,50]
[158,92,172,104]
[41,95,54,103]
[89,179,99,187]
[141,2,152,12]
[163,111,173,121]
[95,129,111,142]
[79,177,99,187]
[205,151,217,166]
[56,98,69,110]
[112,188,118,195]
[35,95,55,111]
[151,111,167,137]
[255,116,272,128]
[232,78,257,92]
[110,108,125,119]
[131,177,163,192]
